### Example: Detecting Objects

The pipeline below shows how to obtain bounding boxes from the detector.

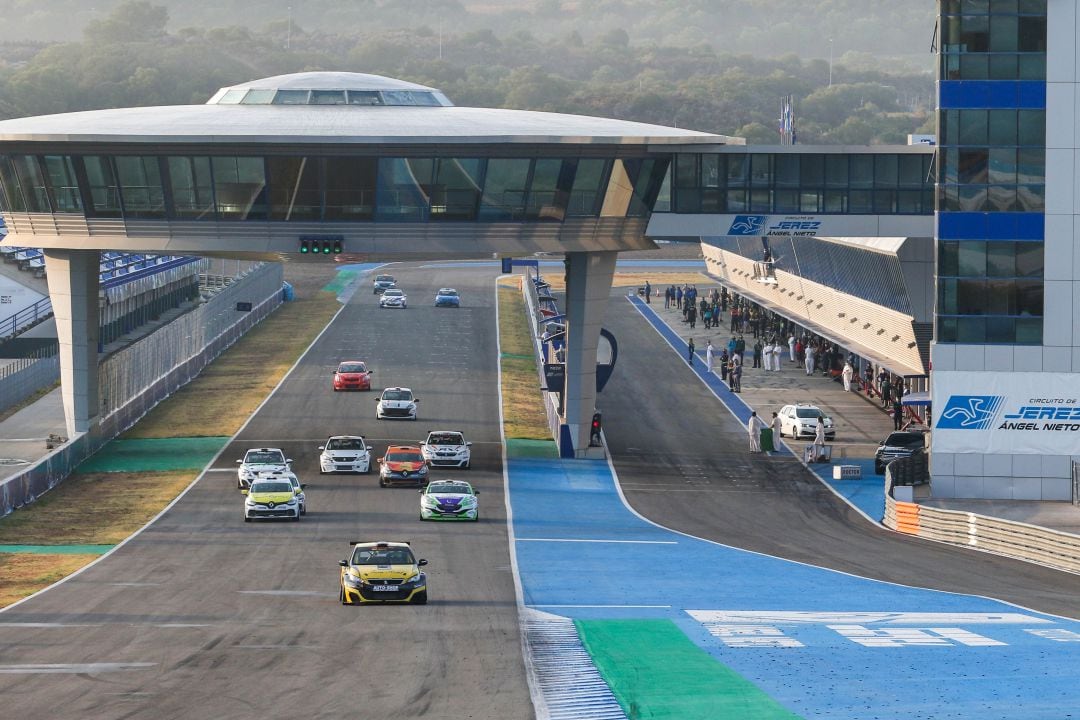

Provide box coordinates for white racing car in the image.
[319,435,371,474]
[236,447,292,489]
[379,288,407,308]
[420,430,472,469]
[376,387,419,420]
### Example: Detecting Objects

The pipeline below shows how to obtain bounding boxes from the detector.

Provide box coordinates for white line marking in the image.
[237,590,332,597]
[687,610,1048,625]
[516,538,677,544]
[0,663,156,674]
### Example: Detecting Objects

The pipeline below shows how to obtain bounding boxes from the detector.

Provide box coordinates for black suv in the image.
[874,431,926,474]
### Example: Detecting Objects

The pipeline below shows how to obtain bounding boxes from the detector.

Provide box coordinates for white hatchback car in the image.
[236,447,292,489]
[376,387,419,420]
[379,288,407,309]
[778,403,836,440]
[319,435,371,474]
[420,430,472,469]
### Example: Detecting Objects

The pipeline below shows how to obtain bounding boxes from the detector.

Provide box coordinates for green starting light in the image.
[299,240,311,254]
[333,240,343,254]
[322,243,332,254]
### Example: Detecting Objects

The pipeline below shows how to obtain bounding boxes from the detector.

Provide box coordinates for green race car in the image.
[418,480,479,521]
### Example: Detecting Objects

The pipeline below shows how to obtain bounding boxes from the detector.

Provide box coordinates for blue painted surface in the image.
[509,455,1080,719]
[807,458,886,522]
[938,212,1044,241]
[939,80,1046,109]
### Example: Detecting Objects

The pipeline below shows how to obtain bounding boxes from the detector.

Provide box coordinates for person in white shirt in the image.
[842,361,854,391]
[705,341,714,373]
[788,335,796,362]
[762,341,773,371]
[748,411,764,452]
[812,416,827,461]
[805,344,816,376]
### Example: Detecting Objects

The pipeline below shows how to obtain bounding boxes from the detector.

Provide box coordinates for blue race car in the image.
[434,288,460,307]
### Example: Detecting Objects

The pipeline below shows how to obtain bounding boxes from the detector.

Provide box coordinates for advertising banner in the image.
[932,370,1080,455]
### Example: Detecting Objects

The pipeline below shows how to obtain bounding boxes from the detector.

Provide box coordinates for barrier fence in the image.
[0,262,285,516]
[884,455,1080,575]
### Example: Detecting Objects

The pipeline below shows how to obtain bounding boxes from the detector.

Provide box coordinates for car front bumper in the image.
[342,580,426,603]
[245,505,299,519]
[426,456,469,467]
[421,506,477,520]
[322,457,370,473]
[382,472,427,485]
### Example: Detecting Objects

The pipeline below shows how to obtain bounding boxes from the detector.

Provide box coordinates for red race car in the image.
[377,445,429,487]
[333,361,374,391]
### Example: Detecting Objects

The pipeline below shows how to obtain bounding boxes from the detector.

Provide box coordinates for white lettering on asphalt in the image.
[828,625,1005,647]
[704,624,804,648]
[1026,629,1080,642]
[687,611,1048,625]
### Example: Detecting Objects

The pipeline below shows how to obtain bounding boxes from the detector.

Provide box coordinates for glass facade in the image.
[0,152,668,224]
[936,0,1047,345]
[669,153,934,214]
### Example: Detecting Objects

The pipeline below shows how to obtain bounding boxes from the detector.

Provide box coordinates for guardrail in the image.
[0,296,52,339]
[883,456,1080,574]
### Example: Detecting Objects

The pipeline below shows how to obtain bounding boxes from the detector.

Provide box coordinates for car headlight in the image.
[285,498,297,506]
[459,496,477,508]
[421,496,438,508]
[245,498,256,506]
[406,572,423,585]
[418,466,428,475]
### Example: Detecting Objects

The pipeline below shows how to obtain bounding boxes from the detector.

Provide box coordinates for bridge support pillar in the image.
[562,250,617,457]
[44,249,101,437]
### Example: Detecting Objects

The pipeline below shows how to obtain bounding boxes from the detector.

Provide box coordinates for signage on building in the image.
[727,215,824,237]
[932,371,1080,455]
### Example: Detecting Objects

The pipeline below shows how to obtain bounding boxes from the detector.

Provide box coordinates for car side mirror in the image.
[419,442,426,446]
[286,459,293,464]
[417,488,424,493]
[240,489,248,496]
[339,560,348,567]
[375,398,380,402]
[474,490,480,495]
[466,441,473,446]
[235,459,242,464]
[318,446,325,451]
[417,559,428,567]
[368,369,374,374]
[414,398,420,402]
[300,484,307,489]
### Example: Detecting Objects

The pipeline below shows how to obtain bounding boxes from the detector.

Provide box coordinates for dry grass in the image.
[0,554,98,608]
[0,471,196,545]
[498,279,551,440]
[125,291,341,438]
[540,271,712,292]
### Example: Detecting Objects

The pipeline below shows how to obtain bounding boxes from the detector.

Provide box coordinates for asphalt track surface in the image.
[0,266,533,720]
[601,290,1080,620]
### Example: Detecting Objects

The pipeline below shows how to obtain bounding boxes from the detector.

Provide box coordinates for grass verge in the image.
[498,277,551,441]
[0,281,343,607]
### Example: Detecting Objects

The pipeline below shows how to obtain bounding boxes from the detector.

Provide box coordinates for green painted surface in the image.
[576,619,802,720]
[499,352,535,360]
[505,439,558,459]
[0,544,113,555]
[77,437,230,473]
[322,270,359,295]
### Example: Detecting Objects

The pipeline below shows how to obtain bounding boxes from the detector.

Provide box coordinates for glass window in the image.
[956,317,987,343]
[988,110,1018,145]
[654,165,672,212]
[824,155,848,187]
[990,0,1018,12]
[800,154,824,187]
[822,190,846,212]
[211,157,267,220]
[1015,242,1043,277]
[1017,54,1045,80]
[567,159,607,216]
[989,54,1018,79]
[267,157,321,221]
[749,189,771,212]
[218,89,247,104]
[626,158,670,217]
[432,158,484,221]
[874,155,898,187]
[409,92,442,107]
[115,156,164,218]
[525,159,571,221]
[800,191,821,213]
[700,155,721,188]
[939,241,960,276]
[898,155,925,187]
[726,188,748,212]
[959,15,989,52]
[272,90,310,105]
[325,157,376,220]
[960,53,989,79]
[987,184,1017,211]
[1017,184,1044,211]
[939,278,958,314]
[986,241,1016,276]
[1015,317,1041,344]
[850,156,873,189]
[478,159,530,221]
[82,156,122,218]
[989,15,1019,52]
[1016,148,1044,183]
[240,89,275,104]
[381,91,419,106]
[311,90,346,105]
[958,241,987,277]
[958,184,988,211]
[938,316,958,343]
[774,190,799,212]
[12,155,50,212]
[347,91,384,106]
[1016,279,1043,316]
[959,110,988,145]
[985,317,1016,343]
[0,155,26,212]
[749,154,771,187]
[375,158,431,221]
[674,154,698,188]
[941,110,959,146]
[988,148,1016,184]
[1017,110,1045,146]
[1018,15,1047,52]
[957,279,988,314]
[726,154,749,186]
[958,149,989,183]
[849,190,872,213]
[43,155,81,212]
[873,190,897,213]
[773,154,799,188]
[167,156,215,220]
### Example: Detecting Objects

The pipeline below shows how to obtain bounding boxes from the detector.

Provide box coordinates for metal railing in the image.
[0,296,53,339]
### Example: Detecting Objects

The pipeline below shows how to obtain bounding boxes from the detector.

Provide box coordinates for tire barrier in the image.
[884,457,1080,574]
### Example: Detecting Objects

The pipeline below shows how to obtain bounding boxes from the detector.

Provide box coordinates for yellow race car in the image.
[338,541,428,605]
[242,477,301,522]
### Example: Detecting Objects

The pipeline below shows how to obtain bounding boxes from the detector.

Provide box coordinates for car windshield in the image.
[429,483,470,494]
[246,451,284,464]
[886,432,925,447]
[383,390,412,401]
[429,433,463,445]
[327,438,365,450]
[375,275,394,282]
[438,289,458,297]
[386,451,422,462]
[383,289,403,297]
[795,408,823,419]
[352,547,415,565]
[251,481,292,493]
[338,363,366,373]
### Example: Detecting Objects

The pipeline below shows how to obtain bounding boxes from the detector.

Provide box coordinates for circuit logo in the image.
[936,395,1005,430]
[728,215,768,235]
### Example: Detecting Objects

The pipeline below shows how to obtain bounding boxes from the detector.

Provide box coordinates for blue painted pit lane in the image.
[508,455,1080,719]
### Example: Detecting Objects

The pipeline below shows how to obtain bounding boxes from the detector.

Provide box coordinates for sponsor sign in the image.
[932,371,1080,454]
[726,215,823,237]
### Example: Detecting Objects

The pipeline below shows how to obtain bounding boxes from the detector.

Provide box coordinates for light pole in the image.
[828,38,834,87]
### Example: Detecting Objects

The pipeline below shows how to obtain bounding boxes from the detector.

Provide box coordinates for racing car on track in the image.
[434,288,460,307]
[338,541,428,604]
[419,480,479,521]
[420,430,472,468]
[242,477,301,522]
[379,288,407,308]
[332,361,373,391]
[236,447,292,489]
[373,274,396,294]
[319,435,371,474]
[378,445,429,487]
[376,387,419,420]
